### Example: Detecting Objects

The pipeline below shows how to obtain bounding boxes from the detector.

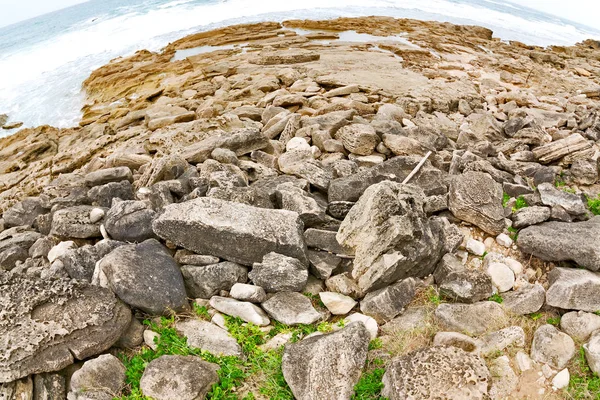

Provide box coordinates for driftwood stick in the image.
[402,151,432,185]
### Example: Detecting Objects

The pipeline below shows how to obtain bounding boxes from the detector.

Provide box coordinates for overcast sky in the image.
[0,0,598,29]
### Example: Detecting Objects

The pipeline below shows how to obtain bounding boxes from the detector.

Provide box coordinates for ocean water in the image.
[0,0,599,134]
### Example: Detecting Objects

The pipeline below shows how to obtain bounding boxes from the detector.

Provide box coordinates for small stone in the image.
[560,311,600,341]
[248,252,308,293]
[89,208,105,223]
[546,267,600,312]
[466,239,486,256]
[433,332,481,354]
[344,313,378,340]
[480,326,526,356]
[489,356,518,399]
[176,319,242,357]
[47,241,76,263]
[515,351,534,372]
[486,262,515,293]
[286,137,311,152]
[68,354,125,400]
[230,283,267,303]
[144,330,160,351]
[261,292,321,325]
[209,296,270,326]
[552,369,570,390]
[530,324,576,370]
[502,283,545,315]
[260,332,293,351]
[435,301,507,336]
[360,279,416,323]
[319,292,357,315]
[496,233,513,247]
[584,331,600,375]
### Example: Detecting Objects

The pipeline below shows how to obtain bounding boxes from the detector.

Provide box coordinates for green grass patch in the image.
[368,338,383,351]
[352,366,387,400]
[507,226,519,242]
[426,287,442,306]
[568,347,600,399]
[512,196,528,212]
[192,302,211,320]
[502,192,511,208]
[547,316,561,326]
[529,312,543,321]
[488,293,503,304]
[588,195,600,216]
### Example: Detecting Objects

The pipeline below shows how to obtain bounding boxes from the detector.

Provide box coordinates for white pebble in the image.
[496,233,513,247]
[552,369,569,390]
[486,262,515,293]
[504,258,523,276]
[345,313,379,340]
[89,207,105,223]
[286,137,310,152]
[466,239,486,256]
[47,241,76,263]
[144,330,160,351]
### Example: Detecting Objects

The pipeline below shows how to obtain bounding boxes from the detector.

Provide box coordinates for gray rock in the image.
[262,292,321,326]
[530,324,575,369]
[0,246,28,270]
[153,197,308,266]
[176,319,242,357]
[85,167,132,187]
[434,254,493,303]
[98,239,188,315]
[432,332,481,354]
[304,229,353,255]
[248,252,308,293]
[282,322,370,400]
[381,307,429,334]
[0,272,131,382]
[560,311,600,342]
[278,151,331,191]
[537,182,587,215]
[546,267,600,312]
[488,356,518,400]
[208,186,274,209]
[175,250,220,266]
[448,171,505,235]
[512,206,551,229]
[435,302,507,335]
[337,182,445,293]
[571,159,598,185]
[502,283,545,315]
[480,326,526,356]
[320,292,357,315]
[308,250,342,280]
[61,240,125,282]
[382,346,490,400]
[337,124,379,155]
[209,296,270,326]
[140,355,219,400]
[3,197,48,228]
[116,318,145,349]
[34,373,67,400]
[518,217,600,271]
[274,184,329,227]
[87,181,134,208]
[104,200,157,243]
[68,354,125,400]
[584,331,600,375]
[51,206,104,239]
[325,273,362,299]
[328,156,447,203]
[182,128,269,164]
[182,262,247,299]
[230,283,267,303]
[359,279,416,323]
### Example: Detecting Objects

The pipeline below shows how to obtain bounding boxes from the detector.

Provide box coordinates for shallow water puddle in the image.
[171,43,248,61]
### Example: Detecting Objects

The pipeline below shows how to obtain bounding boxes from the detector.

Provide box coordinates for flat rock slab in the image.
[210,296,270,326]
[382,346,490,400]
[517,217,600,272]
[282,322,370,400]
[546,267,600,312]
[262,292,321,325]
[0,272,131,383]
[435,301,507,336]
[175,319,242,357]
[153,197,308,266]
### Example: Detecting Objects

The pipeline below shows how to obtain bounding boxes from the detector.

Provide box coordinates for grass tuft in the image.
[587,195,600,216]
[568,346,600,399]
[488,293,503,304]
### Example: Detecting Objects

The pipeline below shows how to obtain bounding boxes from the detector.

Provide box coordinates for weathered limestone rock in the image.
[248,252,308,292]
[87,181,134,207]
[480,326,526,356]
[230,283,267,303]
[382,346,490,400]
[68,354,125,400]
[434,254,493,303]
[546,267,600,312]
[145,104,195,131]
[209,296,270,326]
[153,197,308,266]
[501,283,545,315]
[35,373,67,399]
[337,124,379,155]
[60,239,124,282]
[530,324,575,369]
[561,311,600,342]
[537,183,587,216]
[320,292,357,315]
[51,206,104,239]
[2,197,47,228]
[176,319,242,357]
[359,279,416,323]
[488,356,518,400]
[140,355,219,400]
[435,302,507,335]
[282,322,370,400]
[181,262,247,299]
[449,171,505,235]
[328,156,446,203]
[337,182,445,292]
[182,128,269,164]
[84,167,133,187]
[104,200,157,243]
[261,292,321,325]
[486,262,515,293]
[518,217,600,271]
[0,272,131,382]
[433,332,481,354]
[584,331,600,375]
[532,133,591,164]
[116,318,145,349]
[512,206,551,229]
[97,239,188,315]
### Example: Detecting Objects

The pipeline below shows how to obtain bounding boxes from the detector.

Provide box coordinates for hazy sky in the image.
[0,0,598,29]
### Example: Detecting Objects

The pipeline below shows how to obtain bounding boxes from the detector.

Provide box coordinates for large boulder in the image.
[545,267,600,312]
[517,217,600,272]
[282,322,370,400]
[0,272,131,382]
[97,239,188,315]
[448,171,505,235]
[2,197,47,228]
[68,354,125,400]
[248,252,308,292]
[104,200,157,243]
[140,355,219,400]
[328,156,446,203]
[337,181,445,292]
[153,197,308,266]
[382,346,490,400]
[181,262,247,299]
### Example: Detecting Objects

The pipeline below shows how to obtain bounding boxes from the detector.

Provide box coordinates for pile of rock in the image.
[1,16,600,400]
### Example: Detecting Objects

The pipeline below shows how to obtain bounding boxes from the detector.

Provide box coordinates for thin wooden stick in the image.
[402,151,432,185]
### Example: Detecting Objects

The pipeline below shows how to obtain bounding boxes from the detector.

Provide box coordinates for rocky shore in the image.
[1,16,600,399]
